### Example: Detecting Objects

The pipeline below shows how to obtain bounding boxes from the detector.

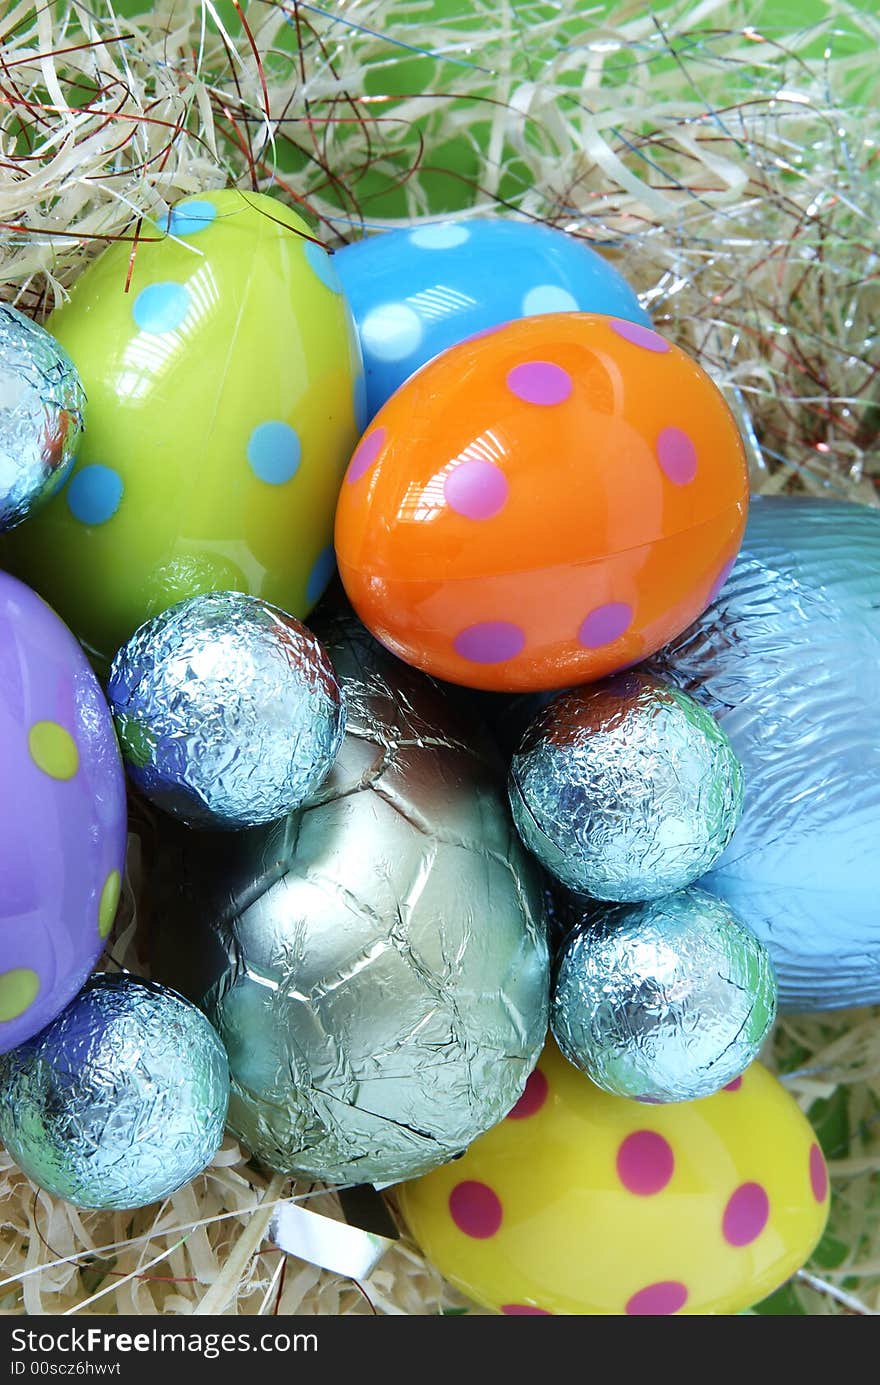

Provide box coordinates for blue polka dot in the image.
[353,374,369,434]
[304,240,342,294]
[247,421,301,485]
[133,282,190,334]
[521,283,579,315]
[409,223,470,249]
[66,465,124,526]
[166,200,217,238]
[306,545,336,605]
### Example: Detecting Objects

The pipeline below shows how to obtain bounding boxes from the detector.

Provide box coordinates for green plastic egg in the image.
[2,191,363,664]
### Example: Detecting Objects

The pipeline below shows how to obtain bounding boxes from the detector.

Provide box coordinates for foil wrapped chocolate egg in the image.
[509,672,743,901]
[0,304,85,531]
[108,591,346,829]
[150,615,549,1185]
[0,973,229,1211]
[647,496,880,1012]
[552,888,778,1102]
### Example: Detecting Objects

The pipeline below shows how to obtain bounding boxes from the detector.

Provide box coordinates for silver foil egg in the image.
[551,888,777,1102]
[509,672,744,901]
[0,303,85,531]
[108,591,346,829]
[647,496,880,1012]
[0,973,229,1210]
[150,614,550,1186]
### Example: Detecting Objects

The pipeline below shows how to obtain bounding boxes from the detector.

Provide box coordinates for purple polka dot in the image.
[723,1182,770,1247]
[610,320,670,353]
[708,557,736,604]
[810,1144,828,1203]
[507,1069,548,1120]
[449,1181,502,1239]
[506,360,572,406]
[502,1305,553,1315]
[617,1131,675,1196]
[444,459,509,520]
[454,621,525,664]
[346,427,387,484]
[578,602,633,648]
[723,1076,743,1092]
[656,426,698,485]
[626,1281,688,1316]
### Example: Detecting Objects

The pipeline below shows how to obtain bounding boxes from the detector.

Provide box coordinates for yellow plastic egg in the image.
[1,191,363,665]
[398,1040,829,1315]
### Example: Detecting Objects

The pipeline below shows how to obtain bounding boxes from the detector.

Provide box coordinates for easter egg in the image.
[335,218,650,418]
[398,1040,829,1315]
[1,191,363,666]
[334,313,749,692]
[150,612,549,1185]
[648,495,880,1012]
[0,573,127,1053]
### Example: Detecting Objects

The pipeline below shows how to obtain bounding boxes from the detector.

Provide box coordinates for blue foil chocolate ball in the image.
[509,672,744,901]
[108,591,346,829]
[0,973,229,1210]
[552,888,777,1102]
[0,304,85,532]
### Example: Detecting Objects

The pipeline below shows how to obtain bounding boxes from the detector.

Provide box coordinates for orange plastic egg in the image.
[334,313,749,692]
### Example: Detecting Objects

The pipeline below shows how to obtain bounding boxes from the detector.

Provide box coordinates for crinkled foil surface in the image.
[648,496,880,1012]
[0,303,85,530]
[552,887,777,1102]
[509,672,743,901]
[109,592,346,829]
[151,613,550,1185]
[0,974,229,1210]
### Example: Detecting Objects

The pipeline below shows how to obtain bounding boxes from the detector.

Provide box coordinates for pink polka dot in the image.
[709,557,736,604]
[578,602,633,648]
[507,1068,548,1120]
[346,427,387,484]
[656,426,698,485]
[610,319,670,353]
[723,1182,770,1246]
[502,1305,553,1315]
[444,459,509,520]
[723,1076,743,1092]
[810,1143,828,1203]
[506,360,572,406]
[626,1281,688,1316]
[454,620,525,664]
[449,1181,503,1239]
[617,1130,675,1196]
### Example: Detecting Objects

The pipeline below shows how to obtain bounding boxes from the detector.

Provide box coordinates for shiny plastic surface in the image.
[2,191,363,665]
[0,573,128,1052]
[335,217,650,418]
[335,313,748,692]
[398,1040,829,1316]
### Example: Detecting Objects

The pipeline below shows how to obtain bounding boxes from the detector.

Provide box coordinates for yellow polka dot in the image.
[0,968,40,1023]
[28,721,79,780]
[98,869,122,939]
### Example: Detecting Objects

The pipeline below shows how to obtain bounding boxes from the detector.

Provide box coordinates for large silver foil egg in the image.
[509,672,743,901]
[0,303,85,531]
[552,888,777,1102]
[150,614,550,1185]
[0,973,229,1210]
[647,496,880,1012]
[108,591,346,829]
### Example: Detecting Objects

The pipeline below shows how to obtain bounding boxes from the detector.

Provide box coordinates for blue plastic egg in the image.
[335,218,650,418]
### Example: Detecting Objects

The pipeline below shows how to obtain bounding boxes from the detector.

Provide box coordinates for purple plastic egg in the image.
[0,572,127,1052]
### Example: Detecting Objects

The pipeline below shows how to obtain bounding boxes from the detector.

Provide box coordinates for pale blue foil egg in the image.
[509,672,743,901]
[648,495,880,1012]
[336,218,650,419]
[551,888,777,1103]
[108,591,346,829]
[0,973,229,1210]
[0,304,85,531]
